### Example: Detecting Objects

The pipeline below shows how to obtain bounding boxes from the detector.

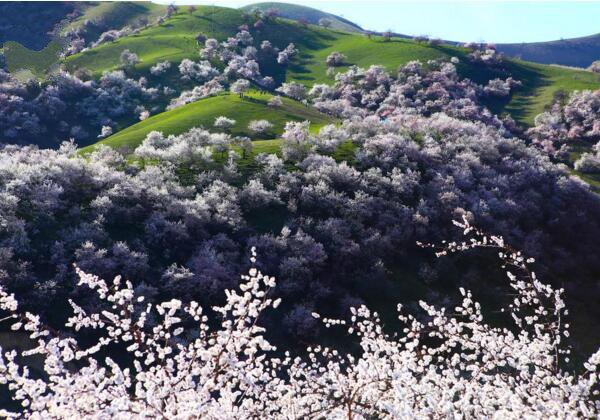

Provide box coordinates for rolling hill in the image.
[2,4,598,152]
[63,6,599,131]
[2,1,165,80]
[63,6,243,77]
[241,2,363,33]
[59,1,166,43]
[498,33,600,68]
[84,91,332,153]
[243,3,600,69]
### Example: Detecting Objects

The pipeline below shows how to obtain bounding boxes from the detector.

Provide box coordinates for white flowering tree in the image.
[326,51,347,67]
[120,49,140,69]
[588,60,600,73]
[247,119,273,137]
[149,61,171,76]
[267,96,283,107]
[214,116,236,131]
[0,220,598,417]
[280,120,316,161]
[230,79,250,98]
[276,81,307,101]
[97,125,113,138]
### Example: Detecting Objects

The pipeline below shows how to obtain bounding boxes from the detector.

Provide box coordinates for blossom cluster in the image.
[0,69,161,146]
[527,89,600,157]
[0,225,598,417]
[309,59,519,132]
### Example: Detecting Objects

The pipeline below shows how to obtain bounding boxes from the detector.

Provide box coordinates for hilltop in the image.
[497,33,600,68]
[241,2,363,33]
[85,91,332,153]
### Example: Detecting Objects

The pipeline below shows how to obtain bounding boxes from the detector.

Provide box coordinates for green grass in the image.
[501,60,600,125]
[63,6,600,128]
[83,91,332,153]
[565,140,600,192]
[3,41,62,79]
[61,2,166,41]
[286,33,458,85]
[1,2,165,79]
[64,7,244,76]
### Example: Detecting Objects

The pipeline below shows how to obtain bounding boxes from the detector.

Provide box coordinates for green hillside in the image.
[3,40,63,80]
[2,2,166,80]
[500,60,600,123]
[83,91,332,153]
[63,6,600,130]
[64,6,243,76]
[60,2,166,43]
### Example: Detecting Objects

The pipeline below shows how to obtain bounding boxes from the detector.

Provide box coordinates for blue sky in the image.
[164,1,600,43]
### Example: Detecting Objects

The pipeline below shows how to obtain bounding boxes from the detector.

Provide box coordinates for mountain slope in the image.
[498,33,600,68]
[62,6,599,130]
[241,2,363,33]
[59,1,166,44]
[2,2,166,80]
[63,6,243,76]
[84,91,332,152]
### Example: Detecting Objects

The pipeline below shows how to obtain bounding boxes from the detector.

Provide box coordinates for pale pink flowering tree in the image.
[0,222,598,417]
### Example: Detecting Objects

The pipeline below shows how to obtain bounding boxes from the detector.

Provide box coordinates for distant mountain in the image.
[497,33,600,68]
[241,2,363,33]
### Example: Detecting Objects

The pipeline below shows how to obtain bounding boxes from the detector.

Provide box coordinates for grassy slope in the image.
[64,7,243,77]
[83,91,331,152]
[64,7,600,128]
[276,31,600,125]
[2,2,166,80]
[61,2,166,41]
[3,41,63,80]
[501,60,600,124]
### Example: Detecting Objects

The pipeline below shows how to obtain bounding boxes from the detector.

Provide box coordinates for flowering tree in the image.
[468,46,504,65]
[119,49,140,69]
[139,109,150,121]
[281,120,315,161]
[178,59,218,82]
[214,116,236,131]
[0,221,598,417]
[247,119,273,137]
[277,43,298,65]
[168,78,223,109]
[268,96,283,107]
[97,125,113,138]
[150,60,171,76]
[575,141,600,173]
[92,27,133,48]
[230,79,250,98]
[527,89,600,156]
[588,60,600,73]
[326,51,347,67]
[275,81,307,100]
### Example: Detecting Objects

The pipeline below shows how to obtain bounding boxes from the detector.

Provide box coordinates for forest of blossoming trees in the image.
[1,4,600,417]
